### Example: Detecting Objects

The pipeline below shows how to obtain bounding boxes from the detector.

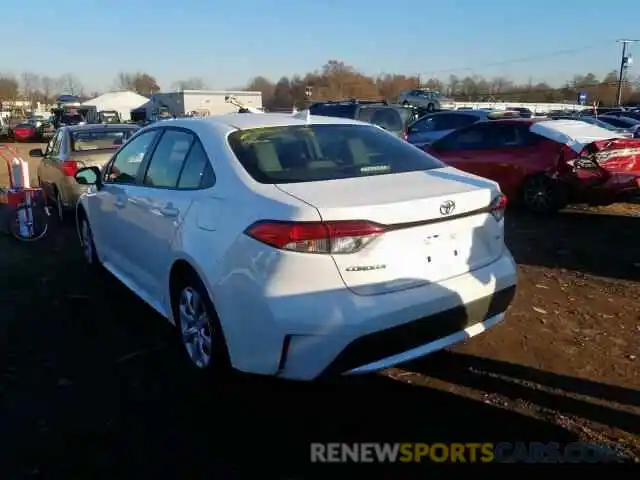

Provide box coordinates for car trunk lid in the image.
[72,150,117,169]
[276,167,506,295]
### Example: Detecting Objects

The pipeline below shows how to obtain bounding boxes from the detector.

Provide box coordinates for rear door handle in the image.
[114,198,125,208]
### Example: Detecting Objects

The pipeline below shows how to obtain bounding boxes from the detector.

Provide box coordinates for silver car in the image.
[30,124,139,221]
[398,89,449,112]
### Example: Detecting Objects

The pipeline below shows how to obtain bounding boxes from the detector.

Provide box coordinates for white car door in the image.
[92,129,160,280]
[123,127,214,303]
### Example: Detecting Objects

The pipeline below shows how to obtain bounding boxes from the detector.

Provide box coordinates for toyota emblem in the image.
[440,200,456,215]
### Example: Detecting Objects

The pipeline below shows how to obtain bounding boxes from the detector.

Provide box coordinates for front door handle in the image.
[160,206,179,217]
[114,198,125,208]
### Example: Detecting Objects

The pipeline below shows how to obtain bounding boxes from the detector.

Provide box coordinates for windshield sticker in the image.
[360,165,390,173]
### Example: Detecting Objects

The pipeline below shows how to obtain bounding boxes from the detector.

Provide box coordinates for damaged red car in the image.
[424,118,640,213]
[11,123,38,142]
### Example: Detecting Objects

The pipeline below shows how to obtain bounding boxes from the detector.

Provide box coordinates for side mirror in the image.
[75,166,102,187]
[29,148,44,157]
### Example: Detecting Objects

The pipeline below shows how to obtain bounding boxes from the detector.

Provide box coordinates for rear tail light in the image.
[403,132,408,141]
[245,220,386,254]
[489,194,508,221]
[593,147,640,163]
[61,160,79,177]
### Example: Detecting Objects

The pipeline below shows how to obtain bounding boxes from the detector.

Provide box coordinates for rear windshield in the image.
[71,129,135,151]
[227,124,444,184]
[357,107,404,132]
[308,104,357,118]
[61,114,83,124]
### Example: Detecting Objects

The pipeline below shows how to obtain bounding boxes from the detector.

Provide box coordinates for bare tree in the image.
[171,78,208,90]
[0,74,19,103]
[40,76,56,103]
[114,71,160,95]
[57,74,84,96]
[114,72,134,91]
[20,72,41,105]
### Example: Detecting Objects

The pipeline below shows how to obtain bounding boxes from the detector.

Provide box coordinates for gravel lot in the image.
[1,143,639,476]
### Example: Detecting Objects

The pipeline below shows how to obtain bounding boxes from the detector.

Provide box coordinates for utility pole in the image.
[616,39,639,105]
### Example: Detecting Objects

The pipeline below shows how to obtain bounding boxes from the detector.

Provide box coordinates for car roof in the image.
[155,113,367,131]
[62,123,140,132]
[435,109,489,117]
[475,118,543,125]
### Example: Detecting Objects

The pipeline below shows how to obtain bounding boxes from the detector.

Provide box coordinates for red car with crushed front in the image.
[11,123,38,142]
[424,118,640,213]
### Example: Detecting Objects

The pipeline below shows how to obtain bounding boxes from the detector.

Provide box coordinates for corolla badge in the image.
[440,200,456,215]
[345,264,386,272]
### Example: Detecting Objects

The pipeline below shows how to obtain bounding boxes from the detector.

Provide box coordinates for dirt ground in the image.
[1,143,639,476]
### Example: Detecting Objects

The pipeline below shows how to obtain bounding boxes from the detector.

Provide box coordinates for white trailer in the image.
[151,90,263,117]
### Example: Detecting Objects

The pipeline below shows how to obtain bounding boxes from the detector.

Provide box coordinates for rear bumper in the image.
[216,242,518,381]
[322,285,515,376]
[570,172,640,205]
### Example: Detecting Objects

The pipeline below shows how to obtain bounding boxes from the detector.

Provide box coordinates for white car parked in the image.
[74,113,517,381]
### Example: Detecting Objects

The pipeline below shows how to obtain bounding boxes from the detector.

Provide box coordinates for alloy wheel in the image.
[178,286,213,369]
[523,177,554,212]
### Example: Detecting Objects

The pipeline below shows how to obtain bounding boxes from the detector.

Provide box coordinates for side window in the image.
[493,124,540,147]
[449,114,478,129]
[50,131,63,157]
[44,133,57,156]
[412,116,439,132]
[177,140,215,189]
[143,129,194,188]
[435,125,493,150]
[106,130,158,185]
[436,114,469,130]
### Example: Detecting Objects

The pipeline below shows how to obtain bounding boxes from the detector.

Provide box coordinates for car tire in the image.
[426,103,436,113]
[171,271,232,381]
[520,174,567,214]
[78,213,103,271]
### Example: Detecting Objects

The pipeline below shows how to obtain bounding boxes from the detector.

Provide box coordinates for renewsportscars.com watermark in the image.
[310,442,625,463]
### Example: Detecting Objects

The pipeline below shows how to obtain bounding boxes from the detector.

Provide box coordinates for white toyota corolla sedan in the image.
[73,112,517,381]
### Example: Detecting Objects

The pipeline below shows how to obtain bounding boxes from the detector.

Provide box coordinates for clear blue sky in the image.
[4,0,639,91]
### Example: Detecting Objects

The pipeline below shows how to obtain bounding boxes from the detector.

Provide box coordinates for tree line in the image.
[247,61,639,110]
[0,72,211,107]
[1,60,638,110]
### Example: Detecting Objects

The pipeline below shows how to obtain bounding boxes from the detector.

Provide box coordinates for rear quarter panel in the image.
[490,138,565,199]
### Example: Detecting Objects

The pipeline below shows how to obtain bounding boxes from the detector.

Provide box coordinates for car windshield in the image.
[71,129,134,151]
[227,124,444,184]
